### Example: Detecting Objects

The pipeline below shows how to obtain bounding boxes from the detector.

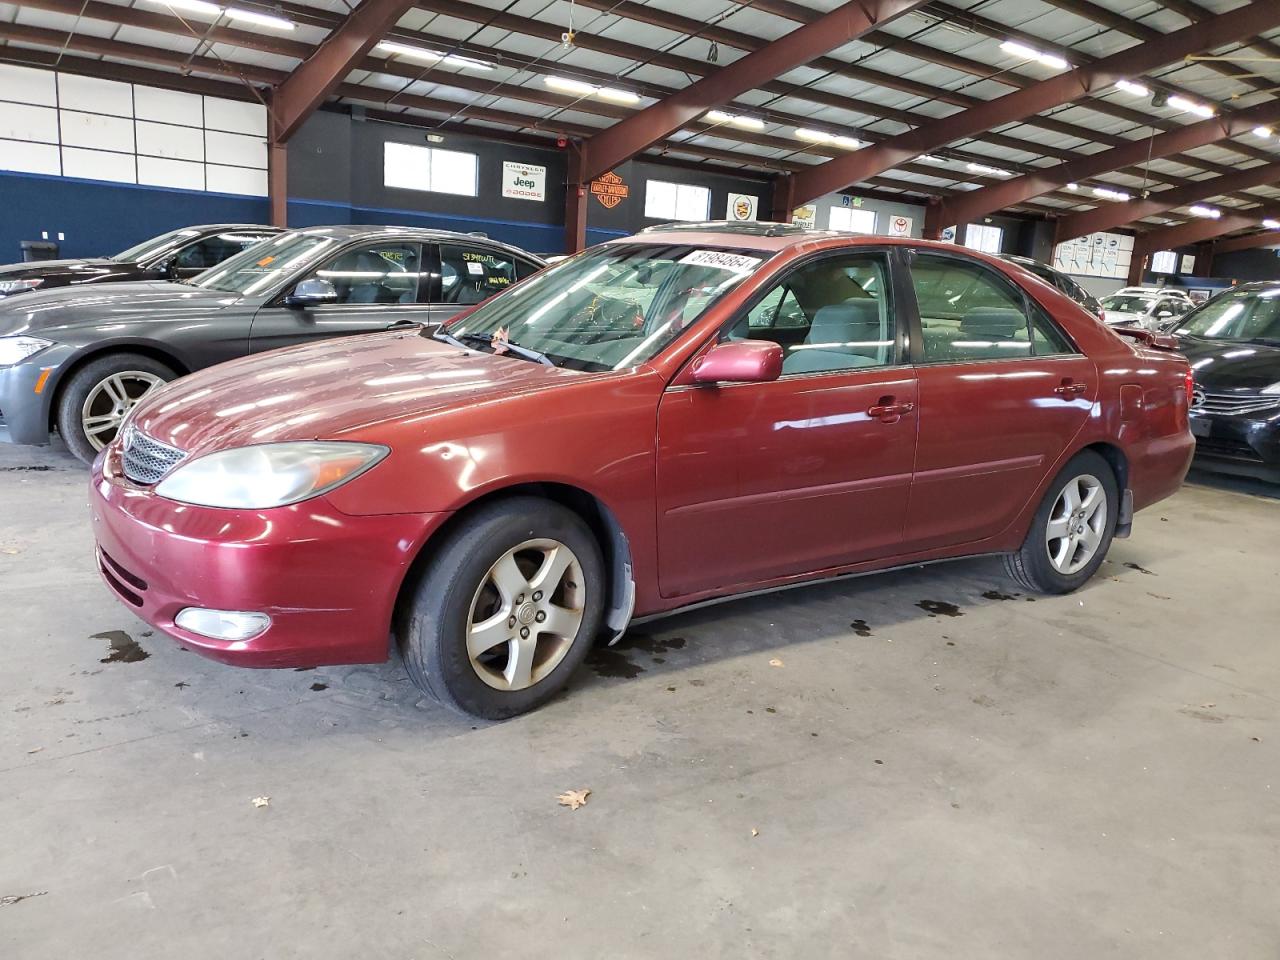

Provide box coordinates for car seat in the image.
[783,299,886,374]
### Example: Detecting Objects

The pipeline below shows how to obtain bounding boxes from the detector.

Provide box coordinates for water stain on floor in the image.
[586,647,645,679]
[982,589,1017,601]
[849,619,872,637]
[310,682,328,692]
[917,600,963,618]
[586,632,688,679]
[93,630,149,664]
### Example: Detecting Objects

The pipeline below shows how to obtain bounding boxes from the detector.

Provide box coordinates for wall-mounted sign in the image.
[1150,249,1178,274]
[726,193,758,221]
[888,215,913,237]
[940,225,957,243]
[590,171,629,209]
[1180,254,1196,275]
[501,161,546,202]
[792,204,817,229]
[1052,231,1133,279]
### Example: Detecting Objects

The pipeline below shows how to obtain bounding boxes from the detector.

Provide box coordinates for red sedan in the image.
[90,225,1194,718]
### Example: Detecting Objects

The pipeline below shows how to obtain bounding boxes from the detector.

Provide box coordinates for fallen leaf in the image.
[557,788,590,810]
[0,891,47,907]
[1201,702,1216,709]
[0,547,19,556]
[26,747,43,755]
[768,658,784,668]
[251,796,270,809]
[751,828,759,837]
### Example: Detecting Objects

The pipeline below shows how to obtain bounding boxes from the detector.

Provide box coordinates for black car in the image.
[0,224,281,300]
[0,225,544,462]
[1173,282,1280,481]
[998,255,1103,319]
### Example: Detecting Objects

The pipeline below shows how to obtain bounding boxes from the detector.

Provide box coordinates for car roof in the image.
[184,224,283,233]
[609,222,986,256]
[280,224,544,262]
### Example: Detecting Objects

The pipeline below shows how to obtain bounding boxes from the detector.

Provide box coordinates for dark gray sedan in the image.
[0,226,545,462]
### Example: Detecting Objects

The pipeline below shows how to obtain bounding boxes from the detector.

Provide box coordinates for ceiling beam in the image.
[1211,231,1280,256]
[786,2,1280,208]
[271,0,418,142]
[1135,204,1280,253]
[930,97,1280,237]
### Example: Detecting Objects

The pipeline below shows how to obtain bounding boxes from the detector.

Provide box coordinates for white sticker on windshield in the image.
[466,261,484,276]
[678,250,762,273]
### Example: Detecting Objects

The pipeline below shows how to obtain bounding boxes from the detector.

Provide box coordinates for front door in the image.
[249,240,431,353]
[656,249,918,599]
[430,241,543,326]
[902,251,1095,548]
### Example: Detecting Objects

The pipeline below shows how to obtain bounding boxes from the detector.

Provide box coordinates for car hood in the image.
[1103,309,1147,324]
[131,331,591,454]
[0,281,240,338]
[0,257,122,279]
[1178,336,1280,392]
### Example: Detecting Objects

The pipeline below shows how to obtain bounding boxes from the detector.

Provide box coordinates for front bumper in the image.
[89,444,447,668]
[0,344,73,445]
[1190,409,1280,472]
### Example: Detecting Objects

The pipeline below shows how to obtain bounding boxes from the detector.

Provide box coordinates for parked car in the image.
[0,224,280,299]
[90,225,1194,719]
[1172,281,1280,481]
[1100,287,1194,329]
[0,226,544,462]
[998,254,1103,318]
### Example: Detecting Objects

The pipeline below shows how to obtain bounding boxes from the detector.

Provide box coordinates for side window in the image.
[439,244,520,305]
[514,258,541,281]
[174,233,272,270]
[726,253,895,376]
[1029,304,1075,356]
[910,255,1034,362]
[314,242,424,305]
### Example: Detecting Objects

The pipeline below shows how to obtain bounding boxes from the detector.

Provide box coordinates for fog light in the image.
[175,608,271,641]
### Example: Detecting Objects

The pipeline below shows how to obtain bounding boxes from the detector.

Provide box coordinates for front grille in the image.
[1192,390,1280,417]
[97,549,144,607]
[1195,437,1263,463]
[121,426,186,485]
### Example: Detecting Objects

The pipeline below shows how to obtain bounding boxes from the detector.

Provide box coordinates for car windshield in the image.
[111,228,202,263]
[189,232,341,296]
[1176,287,1280,341]
[443,243,766,371]
[1102,295,1154,313]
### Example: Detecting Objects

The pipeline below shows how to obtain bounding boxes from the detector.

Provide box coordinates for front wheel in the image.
[56,353,176,463]
[1004,449,1118,594]
[399,497,605,719]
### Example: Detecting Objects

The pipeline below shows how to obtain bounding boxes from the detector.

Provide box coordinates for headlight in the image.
[154,442,389,509]
[0,335,53,366]
[0,279,44,297]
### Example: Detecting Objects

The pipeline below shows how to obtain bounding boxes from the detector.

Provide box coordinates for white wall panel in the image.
[203,96,266,136]
[134,86,203,127]
[206,163,267,196]
[0,64,58,107]
[57,74,133,117]
[136,120,204,161]
[0,138,60,175]
[204,129,267,169]
[62,147,136,184]
[0,102,59,144]
[138,155,205,191]
[60,110,135,152]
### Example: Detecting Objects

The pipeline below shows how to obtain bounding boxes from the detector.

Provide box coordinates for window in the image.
[384,141,478,196]
[828,206,877,234]
[726,254,895,376]
[963,223,1003,254]
[172,232,273,271]
[910,255,1072,362]
[645,180,710,221]
[437,244,534,306]
[313,242,425,305]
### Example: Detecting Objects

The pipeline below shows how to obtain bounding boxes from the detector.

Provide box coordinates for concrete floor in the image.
[1,438,1277,960]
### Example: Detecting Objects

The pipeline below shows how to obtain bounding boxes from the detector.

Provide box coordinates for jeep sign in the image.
[501,161,546,202]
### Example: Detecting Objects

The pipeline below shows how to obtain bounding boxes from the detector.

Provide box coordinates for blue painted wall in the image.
[0,171,269,261]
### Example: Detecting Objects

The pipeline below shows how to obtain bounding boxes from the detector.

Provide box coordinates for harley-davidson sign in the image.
[590,171,629,209]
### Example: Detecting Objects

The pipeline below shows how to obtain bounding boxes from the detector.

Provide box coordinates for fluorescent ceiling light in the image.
[544,75,597,96]
[223,6,294,29]
[145,0,222,16]
[1114,79,1150,97]
[1188,204,1221,219]
[967,162,1012,177]
[918,154,946,164]
[377,41,442,61]
[999,39,1068,70]
[597,87,640,104]
[1167,95,1215,118]
[1263,219,1280,229]
[707,110,764,130]
[795,128,861,149]
[1092,186,1131,201]
[442,54,494,71]
[1254,126,1273,138]
[1066,182,1079,190]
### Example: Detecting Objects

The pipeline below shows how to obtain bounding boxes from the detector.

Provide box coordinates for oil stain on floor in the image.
[850,619,872,637]
[586,632,688,679]
[917,600,963,618]
[93,630,149,664]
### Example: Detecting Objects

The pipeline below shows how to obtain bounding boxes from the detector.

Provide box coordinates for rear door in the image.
[902,250,1094,548]
[248,239,430,353]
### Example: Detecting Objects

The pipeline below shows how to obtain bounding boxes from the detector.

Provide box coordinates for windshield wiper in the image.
[433,330,556,367]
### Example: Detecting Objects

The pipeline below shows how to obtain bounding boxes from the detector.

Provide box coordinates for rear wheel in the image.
[1004,449,1118,594]
[399,497,604,719]
[56,353,176,463]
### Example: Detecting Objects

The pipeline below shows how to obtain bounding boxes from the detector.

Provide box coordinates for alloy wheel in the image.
[466,538,586,691]
[81,371,166,451]
[1045,473,1107,575]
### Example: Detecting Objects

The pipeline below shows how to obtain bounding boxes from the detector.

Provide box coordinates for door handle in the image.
[868,398,915,422]
[1053,379,1088,395]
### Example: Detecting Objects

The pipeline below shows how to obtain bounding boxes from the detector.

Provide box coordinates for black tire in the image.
[1004,449,1119,594]
[399,496,605,720]
[56,352,177,464]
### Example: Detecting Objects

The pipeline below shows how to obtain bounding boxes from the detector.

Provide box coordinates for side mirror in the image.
[286,277,338,307]
[691,340,783,385]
